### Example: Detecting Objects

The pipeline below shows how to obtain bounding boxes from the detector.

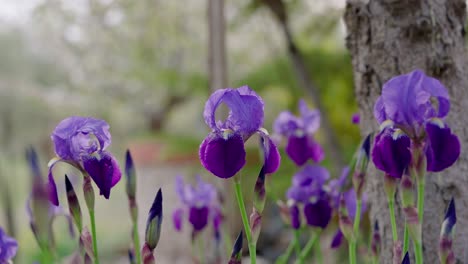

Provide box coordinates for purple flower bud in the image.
[441,198,456,236]
[250,209,262,245]
[142,243,155,264]
[26,147,41,178]
[439,198,456,264]
[353,133,372,199]
[372,128,411,179]
[351,113,360,124]
[65,175,82,232]
[253,166,266,213]
[125,150,137,201]
[0,227,18,262]
[402,252,410,264]
[371,221,381,258]
[330,229,343,249]
[128,248,136,264]
[289,203,301,229]
[145,189,163,251]
[229,231,243,264]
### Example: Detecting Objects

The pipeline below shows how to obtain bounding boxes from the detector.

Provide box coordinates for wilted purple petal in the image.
[286,135,324,166]
[0,227,18,261]
[203,87,264,136]
[83,152,121,199]
[199,132,246,179]
[372,129,411,178]
[172,208,184,231]
[425,123,460,172]
[304,199,332,229]
[51,116,111,161]
[189,207,209,231]
[330,229,343,249]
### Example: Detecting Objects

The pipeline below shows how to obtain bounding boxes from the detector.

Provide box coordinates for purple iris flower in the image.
[49,116,121,205]
[0,227,18,262]
[372,70,460,175]
[199,86,280,178]
[273,100,324,166]
[172,176,222,233]
[286,165,332,229]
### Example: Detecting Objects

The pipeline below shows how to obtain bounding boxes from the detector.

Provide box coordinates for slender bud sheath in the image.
[65,175,83,232]
[229,231,243,264]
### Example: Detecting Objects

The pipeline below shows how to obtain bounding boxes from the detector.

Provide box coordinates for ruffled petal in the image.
[304,199,332,229]
[371,129,411,178]
[425,123,460,172]
[273,111,300,137]
[189,206,209,231]
[199,132,246,179]
[298,100,321,134]
[83,152,121,199]
[286,135,324,166]
[203,87,264,136]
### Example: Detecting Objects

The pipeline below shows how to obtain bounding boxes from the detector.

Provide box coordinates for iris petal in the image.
[330,229,344,249]
[372,129,411,178]
[304,199,332,229]
[199,132,246,179]
[48,169,59,206]
[172,208,184,231]
[83,152,121,199]
[286,135,324,166]
[425,123,460,172]
[189,207,209,231]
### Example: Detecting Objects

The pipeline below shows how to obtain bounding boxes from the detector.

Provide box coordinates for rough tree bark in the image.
[344,0,468,263]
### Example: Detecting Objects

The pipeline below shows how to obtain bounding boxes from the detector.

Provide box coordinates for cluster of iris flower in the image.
[0,70,460,264]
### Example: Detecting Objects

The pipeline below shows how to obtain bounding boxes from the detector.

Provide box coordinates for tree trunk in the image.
[344,0,468,263]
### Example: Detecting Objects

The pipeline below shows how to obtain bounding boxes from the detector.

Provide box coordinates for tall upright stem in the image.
[89,209,100,264]
[233,178,256,264]
[349,199,362,264]
[388,198,398,242]
[297,229,321,263]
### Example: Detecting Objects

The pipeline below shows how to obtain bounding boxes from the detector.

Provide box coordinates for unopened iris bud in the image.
[371,221,381,259]
[65,175,82,232]
[229,231,243,264]
[253,166,266,213]
[250,209,262,245]
[83,176,95,211]
[31,173,51,250]
[338,194,353,241]
[125,150,137,201]
[402,251,410,264]
[353,133,372,199]
[145,188,163,251]
[289,202,301,229]
[128,248,136,264]
[141,243,155,264]
[439,198,456,264]
[400,172,415,208]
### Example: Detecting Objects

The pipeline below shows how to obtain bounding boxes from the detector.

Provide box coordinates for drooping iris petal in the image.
[199,132,246,179]
[286,135,324,166]
[172,208,184,231]
[378,69,450,128]
[330,229,344,249]
[83,152,121,199]
[304,199,332,229]
[258,130,281,174]
[289,204,301,229]
[425,123,460,172]
[372,129,411,178]
[51,116,111,161]
[48,169,59,206]
[189,207,209,231]
[203,87,264,136]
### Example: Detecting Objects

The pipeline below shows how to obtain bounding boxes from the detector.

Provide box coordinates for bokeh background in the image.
[0,0,362,263]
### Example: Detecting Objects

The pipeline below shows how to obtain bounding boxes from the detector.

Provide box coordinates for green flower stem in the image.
[293,229,301,258]
[275,237,296,264]
[297,229,321,263]
[402,223,409,257]
[414,239,423,264]
[314,240,323,264]
[89,209,100,264]
[388,197,398,242]
[417,179,425,223]
[233,178,256,264]
[133,220,141,264]
[349,199,362,264]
